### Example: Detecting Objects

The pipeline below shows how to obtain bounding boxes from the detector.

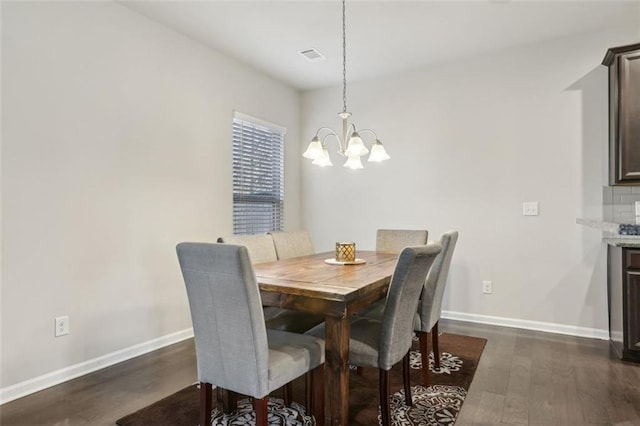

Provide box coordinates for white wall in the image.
[301,26,639,336]
[1,2,302,390]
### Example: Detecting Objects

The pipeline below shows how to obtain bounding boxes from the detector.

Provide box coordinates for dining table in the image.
[254,250,399,426]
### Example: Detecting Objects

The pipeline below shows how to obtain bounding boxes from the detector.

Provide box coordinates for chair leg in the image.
[200,382,212,426]
[216,388,238,414]
[229,390,238,412]
[402,351,412,406]
[216,388,227,414]
[215,387,223,411]
[305,372,312,412]
[379,369,391,426]
[283,382,292,406]
[311,365,325,425]
[253,397,268,426]
[418,330,430,387]
[432,321,441,371]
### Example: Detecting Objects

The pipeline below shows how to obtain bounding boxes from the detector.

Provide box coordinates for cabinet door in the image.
[626,271,640,355]
[616,50,640,182]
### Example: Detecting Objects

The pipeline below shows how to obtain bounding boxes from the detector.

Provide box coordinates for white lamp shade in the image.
[368,141,390,162]
[343,154,364,169]
[345,133,369,157]
[303,138,324,159]
[312,147,333,167]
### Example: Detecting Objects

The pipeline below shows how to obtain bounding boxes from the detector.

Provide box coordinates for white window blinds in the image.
[232,113,285,235]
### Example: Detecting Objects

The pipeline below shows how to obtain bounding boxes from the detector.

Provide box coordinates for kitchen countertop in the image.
[604,238,640,248]
[576,218,640,247]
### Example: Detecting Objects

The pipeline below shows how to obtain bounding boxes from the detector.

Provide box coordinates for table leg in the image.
[325,315,349,425]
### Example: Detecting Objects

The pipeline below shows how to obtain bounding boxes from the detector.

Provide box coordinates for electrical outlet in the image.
[482,280,493,294]
[55,316,69,337]
[522,201,539,216]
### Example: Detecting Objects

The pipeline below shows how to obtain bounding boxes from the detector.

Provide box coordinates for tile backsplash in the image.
[603,186,640,223]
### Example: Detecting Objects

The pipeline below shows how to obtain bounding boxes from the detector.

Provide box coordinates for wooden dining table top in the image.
[254,250,398,304]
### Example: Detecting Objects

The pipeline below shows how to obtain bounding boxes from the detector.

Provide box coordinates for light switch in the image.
[522,201,539,216]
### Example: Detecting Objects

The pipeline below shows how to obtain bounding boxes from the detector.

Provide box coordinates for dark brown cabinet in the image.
[603,43,640,185]
[608,246,640,362]
[627,271,640,356]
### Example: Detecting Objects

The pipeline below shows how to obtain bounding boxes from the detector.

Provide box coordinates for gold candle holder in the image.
[335,242,356,262]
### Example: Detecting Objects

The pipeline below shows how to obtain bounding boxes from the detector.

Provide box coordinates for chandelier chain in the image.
[342,0,347,113]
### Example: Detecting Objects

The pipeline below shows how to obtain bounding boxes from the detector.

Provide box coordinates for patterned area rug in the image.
[210,398,313,425]
[116,332,485,426]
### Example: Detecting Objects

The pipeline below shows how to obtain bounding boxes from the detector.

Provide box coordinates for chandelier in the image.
[302,0,390,169]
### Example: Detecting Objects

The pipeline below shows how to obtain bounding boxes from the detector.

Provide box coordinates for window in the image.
[232,112,285,235]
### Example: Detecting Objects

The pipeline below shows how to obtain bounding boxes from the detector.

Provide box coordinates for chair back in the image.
[217,234,277,264]
[176,243,270,397]
[268,231,315,260]
[376,229,428,254]
[420,231,459,331]
[378,243,441,369]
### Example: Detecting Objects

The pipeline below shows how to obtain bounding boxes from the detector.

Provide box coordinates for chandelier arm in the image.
[315,127,345,152]
[356,128,380,141]
[315,127,339,137]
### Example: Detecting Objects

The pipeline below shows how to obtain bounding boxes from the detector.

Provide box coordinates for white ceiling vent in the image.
[299,48,326,63]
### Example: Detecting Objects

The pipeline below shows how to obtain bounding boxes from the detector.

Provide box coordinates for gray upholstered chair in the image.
[308,243,442,426]
[360,231,459,387]
[216,234,278,264]
[376,229,429,253]
[217,234,281,321]
[176,243,325,426]
[217,234,324,334]
[268,231,315,260]
[262,231,325,335]
[415,230,458,386]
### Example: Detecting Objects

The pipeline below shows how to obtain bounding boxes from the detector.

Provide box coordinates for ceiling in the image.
[120,1,639,91]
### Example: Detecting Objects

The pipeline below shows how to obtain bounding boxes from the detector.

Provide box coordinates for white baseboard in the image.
[442,310,609,340]
[0,328,194,405]
[611,331,624,342]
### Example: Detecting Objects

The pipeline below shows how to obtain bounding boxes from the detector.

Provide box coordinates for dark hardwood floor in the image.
[446,320,640,426]
[1,320,639,425]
